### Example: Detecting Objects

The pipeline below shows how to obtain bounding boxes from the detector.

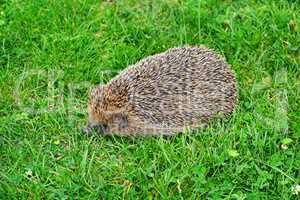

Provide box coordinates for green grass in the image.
[1,0,299,199]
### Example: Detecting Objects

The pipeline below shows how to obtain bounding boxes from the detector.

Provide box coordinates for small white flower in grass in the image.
[281,138,292,150]
[25,169,33,177]
[281,144,288,150]
[292,184,300,195]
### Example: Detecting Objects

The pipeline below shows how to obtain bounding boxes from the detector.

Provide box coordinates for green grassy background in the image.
[1,0,299,199]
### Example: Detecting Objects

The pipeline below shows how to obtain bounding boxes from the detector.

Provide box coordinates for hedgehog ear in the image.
[114,113,128,129]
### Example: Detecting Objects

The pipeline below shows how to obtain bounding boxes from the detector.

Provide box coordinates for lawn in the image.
[0,0,299,199]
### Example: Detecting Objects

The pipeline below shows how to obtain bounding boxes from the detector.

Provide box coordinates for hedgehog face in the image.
[86,86,111,134]
[84,85,130,135]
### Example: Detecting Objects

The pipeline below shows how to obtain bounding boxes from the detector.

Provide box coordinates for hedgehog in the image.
[82,46,238,136]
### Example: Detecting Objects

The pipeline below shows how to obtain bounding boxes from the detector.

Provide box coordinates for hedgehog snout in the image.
[94,123,109,134]
[81,122,109,135]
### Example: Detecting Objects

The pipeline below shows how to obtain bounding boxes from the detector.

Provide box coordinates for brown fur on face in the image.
[83,46,238,136]
[86,85,132,135]
[87,86,111,125]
